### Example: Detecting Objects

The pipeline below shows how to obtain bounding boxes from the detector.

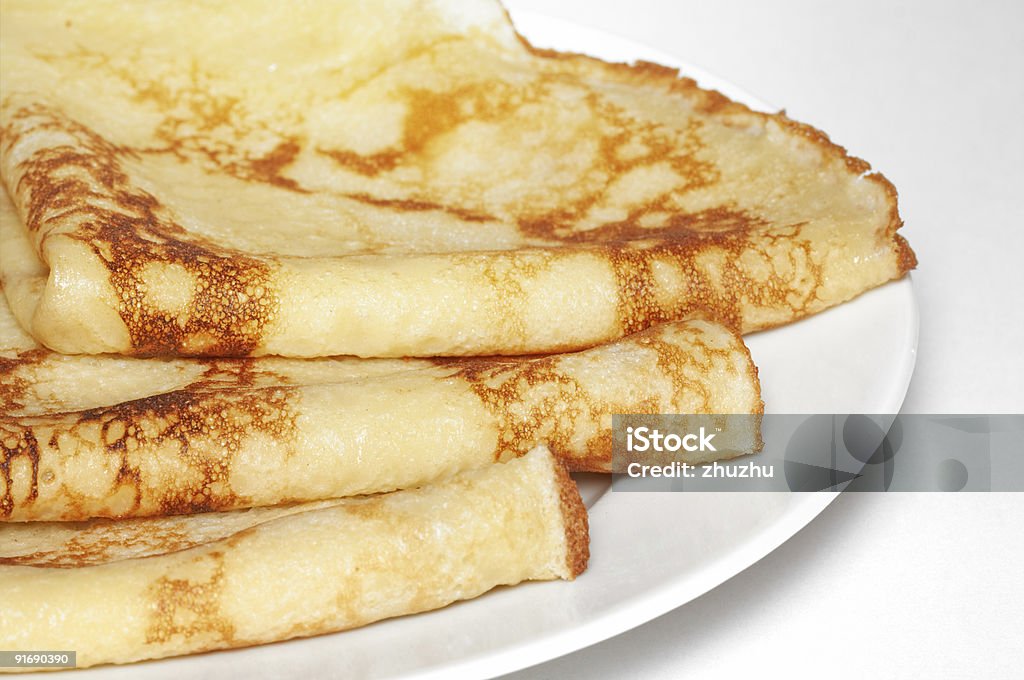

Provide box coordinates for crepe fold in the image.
[0,446,589,670]
[0,0,915,358]
[0,276,761,520]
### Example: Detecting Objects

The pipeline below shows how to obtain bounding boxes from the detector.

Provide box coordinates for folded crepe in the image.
[1,215,762,521]
[0,0,915,358]
[0,446,589,670]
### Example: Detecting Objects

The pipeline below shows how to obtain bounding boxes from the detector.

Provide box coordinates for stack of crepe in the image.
[0,0,913,669]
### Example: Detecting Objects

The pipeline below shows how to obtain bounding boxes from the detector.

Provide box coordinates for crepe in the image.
[1,215,762,521]
[0,445,589,670]
[0,0,915,358]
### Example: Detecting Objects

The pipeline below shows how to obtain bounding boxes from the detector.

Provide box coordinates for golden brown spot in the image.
[0,424,40,515]
[317,82,522,179]
[343,192,494,223]
[0,349,48,413]
[439,355,584,465]
[0,520,190,568]
[401,87,467,155]
[430,320,762,471]
[247,139,306,192]
[339,499,384,521]
[32,45,306,192]
[317,148,402,177]
[0,382,298,519]
[5,105,280,356]
[145,552,235,646]
[433,353,637,470]
[596,215,822,335]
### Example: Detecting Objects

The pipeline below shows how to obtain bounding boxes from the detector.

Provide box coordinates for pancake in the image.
[0,446,589,669]
[0,0,915,358]
[1,195,763,521]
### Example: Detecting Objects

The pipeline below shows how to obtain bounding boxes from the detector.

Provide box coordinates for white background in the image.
[503,1,1024,678]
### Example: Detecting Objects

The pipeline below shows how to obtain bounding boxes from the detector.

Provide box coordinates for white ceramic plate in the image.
[73,11,919,680]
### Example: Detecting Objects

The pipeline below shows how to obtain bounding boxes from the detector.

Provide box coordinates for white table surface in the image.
[502,1,1024,678]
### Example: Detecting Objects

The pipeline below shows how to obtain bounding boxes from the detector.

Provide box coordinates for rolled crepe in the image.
[0,446,589,670]
[1,260,762,519]
[0,0,914,358]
